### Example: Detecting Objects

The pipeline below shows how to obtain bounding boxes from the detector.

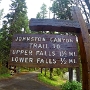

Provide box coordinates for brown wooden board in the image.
[9,34,79,68]
[29,18,90,33]
[72,6,90,90]
[88,72,90,87]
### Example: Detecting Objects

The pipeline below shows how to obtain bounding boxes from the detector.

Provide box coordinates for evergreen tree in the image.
[50,0,72,20]
[40,3,48,19]
[0,0,30,67]
[4,0,30,34]
[0,9,3,20]
[36,12,42,19]
[0,9,4,29]
[36,3,48,19]
[0,0,4,27]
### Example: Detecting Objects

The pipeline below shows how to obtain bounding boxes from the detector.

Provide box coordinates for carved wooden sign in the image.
[9,34,79,68]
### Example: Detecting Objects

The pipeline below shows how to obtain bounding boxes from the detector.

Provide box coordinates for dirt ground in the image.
[0,72,60,90]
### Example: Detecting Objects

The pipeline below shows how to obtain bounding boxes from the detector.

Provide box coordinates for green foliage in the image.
[0,66,8,75]
[0,0,4,28]
[20,67,36,72]
[0,28,12,66]
[0,9,4,20]
[0,66,10,79]
[0,73,10,79]
[50,0,72,19]
[4,0,29,34]
[40,3,48,19]
[36,3,48,19]
[0,0,30,68]
[53,68,68,77]
[38,72,65,87]
[61,81,82,90]
[36,12,42,19]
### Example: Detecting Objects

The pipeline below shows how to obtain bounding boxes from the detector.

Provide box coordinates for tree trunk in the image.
[68,68,73,81]
[44,68,47,76]
[50,68,53,79]
[41,68,43,73]
[76,67,80,82]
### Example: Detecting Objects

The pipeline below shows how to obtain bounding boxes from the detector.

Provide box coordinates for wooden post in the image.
[68,68,73,81]
[71,7,81,83]
[76,67,80,82]
[77,33,88,89]
[72,6,90,90]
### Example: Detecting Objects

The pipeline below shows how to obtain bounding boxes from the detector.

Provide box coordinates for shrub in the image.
[61,81,82,90]
[0,66,8,74]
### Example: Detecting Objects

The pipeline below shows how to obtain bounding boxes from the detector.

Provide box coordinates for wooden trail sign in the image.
[9,6,90,90]
[9,34,79,68]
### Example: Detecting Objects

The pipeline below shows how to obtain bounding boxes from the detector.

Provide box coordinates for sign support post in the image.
[72,6,90,90]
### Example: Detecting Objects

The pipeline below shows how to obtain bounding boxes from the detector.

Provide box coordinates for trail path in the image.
[0,72,58,90]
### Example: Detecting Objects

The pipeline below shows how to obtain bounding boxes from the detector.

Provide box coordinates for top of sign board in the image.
[29,18,90,33]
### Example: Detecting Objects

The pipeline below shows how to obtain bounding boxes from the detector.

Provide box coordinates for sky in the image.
[0,0,52,19]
